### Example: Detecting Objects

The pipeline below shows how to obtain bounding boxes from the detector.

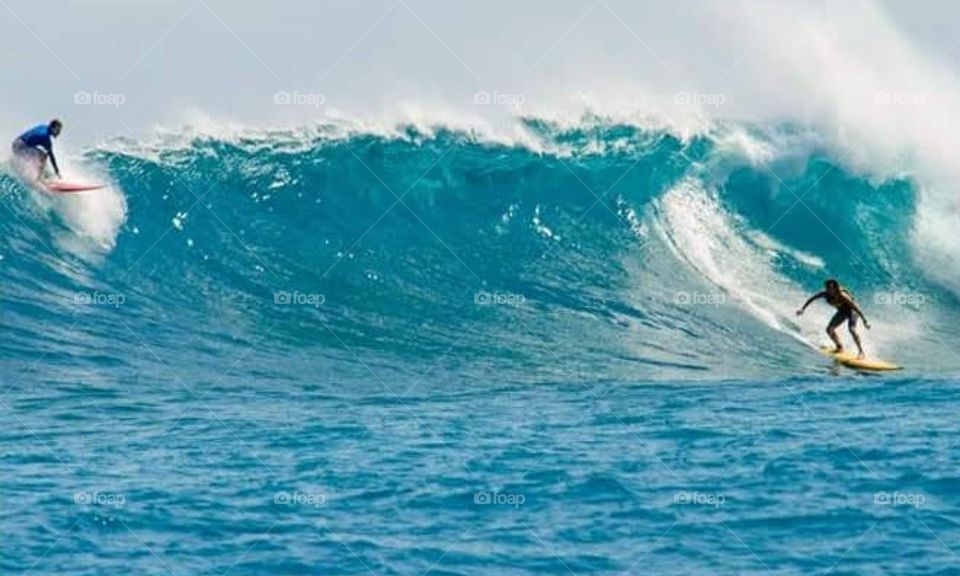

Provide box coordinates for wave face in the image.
[3,119,959,384]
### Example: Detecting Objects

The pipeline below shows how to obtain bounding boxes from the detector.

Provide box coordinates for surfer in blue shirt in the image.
[12,119,62,181]
[797,279,871,358]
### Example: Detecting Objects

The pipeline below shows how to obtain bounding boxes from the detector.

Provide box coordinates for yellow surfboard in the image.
[820,346,902,372]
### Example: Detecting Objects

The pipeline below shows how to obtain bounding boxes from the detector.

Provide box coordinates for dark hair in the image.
[824,278,839,290]
[49,119,62,129]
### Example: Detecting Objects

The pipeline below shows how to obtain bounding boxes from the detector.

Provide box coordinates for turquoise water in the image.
[3,120,960,574]
[4,374,960,574]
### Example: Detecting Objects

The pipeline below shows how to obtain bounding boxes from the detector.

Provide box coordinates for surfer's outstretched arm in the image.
[45,146,60,178]
[796,291,826,316]
[847,298,871,330]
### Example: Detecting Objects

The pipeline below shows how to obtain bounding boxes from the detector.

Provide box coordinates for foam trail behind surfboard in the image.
[28,158,126,254]
[652,177,817,348]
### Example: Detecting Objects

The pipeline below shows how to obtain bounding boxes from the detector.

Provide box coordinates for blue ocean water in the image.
[2,119,959,574]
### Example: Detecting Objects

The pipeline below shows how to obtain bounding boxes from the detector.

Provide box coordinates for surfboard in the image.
[44,181,105,193]
[819,346,902,372]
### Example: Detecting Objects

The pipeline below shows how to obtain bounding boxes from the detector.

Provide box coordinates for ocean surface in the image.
[3,118,960,574]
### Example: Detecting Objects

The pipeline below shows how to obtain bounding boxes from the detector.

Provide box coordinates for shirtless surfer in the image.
[797,279,871,358]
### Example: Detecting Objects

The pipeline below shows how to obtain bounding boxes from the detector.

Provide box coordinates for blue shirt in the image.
[18,124,54,151]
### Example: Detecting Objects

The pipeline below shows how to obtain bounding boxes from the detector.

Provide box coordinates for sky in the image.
[3,0,960,145]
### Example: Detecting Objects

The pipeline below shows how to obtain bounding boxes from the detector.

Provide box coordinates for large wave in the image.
[2,117,958,383]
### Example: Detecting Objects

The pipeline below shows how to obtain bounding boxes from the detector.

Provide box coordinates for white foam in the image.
[95,101,717,165]
[747,230,825,270]
[654,178,811,342]
[29,157,127,256]
[715,0,960,295]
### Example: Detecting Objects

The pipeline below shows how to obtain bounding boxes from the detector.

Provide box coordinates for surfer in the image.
[11,119,62,182]
[797,279,871,358]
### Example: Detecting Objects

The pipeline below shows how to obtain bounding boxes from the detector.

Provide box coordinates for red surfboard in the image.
[44,181,106,193]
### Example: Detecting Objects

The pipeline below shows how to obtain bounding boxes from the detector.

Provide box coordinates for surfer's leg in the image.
[826,311,844,352]
[34,149,47,181]
[848,315,864,358]
[10,141,41,182]
[13,142,45,181]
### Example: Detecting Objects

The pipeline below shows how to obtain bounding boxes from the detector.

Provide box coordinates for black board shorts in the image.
[12,139,44,159]
[828,308,858,329]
